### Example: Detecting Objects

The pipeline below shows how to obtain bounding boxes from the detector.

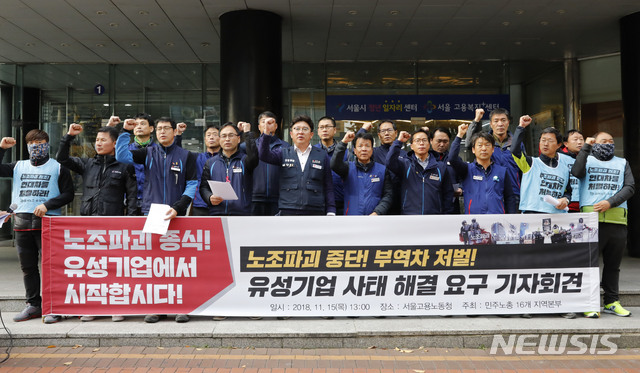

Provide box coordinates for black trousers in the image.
[15,230,42,307]
[251,201,280,216]
[599,222,627,305]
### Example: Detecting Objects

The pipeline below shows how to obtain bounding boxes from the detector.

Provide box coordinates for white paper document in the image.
[207,181,238,200]
[543,195,569,211]
[142,203,172,235]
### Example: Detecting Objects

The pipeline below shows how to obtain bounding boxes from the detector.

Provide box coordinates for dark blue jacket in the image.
[330,141,393,215]
[193,150,216,208]
[199,133,258,215]
[258,134,336,214]
[448,137,517,214]
[253,136,290,203]
[128,141,156,203]
[386,140,454,215]
[116,131,197,216]
[314,142,344,206]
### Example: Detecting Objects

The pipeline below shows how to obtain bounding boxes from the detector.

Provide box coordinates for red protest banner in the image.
[41,216,233,316]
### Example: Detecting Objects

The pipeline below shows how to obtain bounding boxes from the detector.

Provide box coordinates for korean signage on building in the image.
[41,213,599,317]
[325,94,510,120]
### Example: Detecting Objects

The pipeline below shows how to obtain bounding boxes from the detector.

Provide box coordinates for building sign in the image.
[326,94,510,120]
[41,213,599,317]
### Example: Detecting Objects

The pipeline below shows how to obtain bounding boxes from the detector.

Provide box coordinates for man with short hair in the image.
[358,120,406,214]
[192,123,221,216]
[448,124,517,214]
[251,112,290,216]
[512,115,571,214]
[1,131,74,324]
[386,129,454,215]
[572,131,635,318]
[315,116,345,215]
[200,122,258,216]
[331,131,393,215]
[466,108,524,206]
[258,115,336,216]
[430,127,462,213]
[57,124,138,323]
[560,129,585,212]
[115,117,197,323]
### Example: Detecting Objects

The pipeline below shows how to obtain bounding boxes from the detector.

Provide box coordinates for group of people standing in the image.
[0,106,633,323]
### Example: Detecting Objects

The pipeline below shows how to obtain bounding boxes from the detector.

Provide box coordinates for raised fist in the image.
[342,131,355,144]
[0,137,16,149]
[474,108,485,122]
[68,123,83,136]
[176,122,187,135]
[519,115,533,128]
[107,116,121,127]
[398,131,411,143]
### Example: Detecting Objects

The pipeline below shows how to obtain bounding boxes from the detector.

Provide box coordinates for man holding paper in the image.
[199,122,258,215]
[511,115,572,214]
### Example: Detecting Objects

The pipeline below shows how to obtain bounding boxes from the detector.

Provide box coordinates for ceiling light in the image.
[389,10,400,16]
[340,42,349,47]
[60,43,69,47]
[124,104,132,107]
[166,42,174,47]
[306,41,314,46]
[131,42,139,47]
[540,21,549,26]
[502,21,510,26]
[139,10,149,15]
[549,41,557,45]
[345,21,354,27]
[556,9,566,14]
[149,22,158,27]
[444,41,453,46]
[376,41,384,46]
[348,10,358,15]
[200,42,210,47]
[514,10,525,15]
[479,41,487,46]
[103,104,109,107]
[409,41,419,46]
[385,22,393,27]
[109,22,118,27]
[514,41,522,45]
[25,42,34,47]
[96,43,105,47]
[96,10,106,15]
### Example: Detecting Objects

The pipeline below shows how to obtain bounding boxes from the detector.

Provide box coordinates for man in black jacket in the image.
[57,124,137,217]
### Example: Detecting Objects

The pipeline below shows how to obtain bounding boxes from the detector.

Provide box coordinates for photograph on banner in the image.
[41,213,599,317]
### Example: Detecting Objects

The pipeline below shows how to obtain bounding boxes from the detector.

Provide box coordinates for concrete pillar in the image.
[219,10,282,129]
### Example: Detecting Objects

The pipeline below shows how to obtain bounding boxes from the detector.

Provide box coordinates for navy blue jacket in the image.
[258,134,336,214]
[386,140,454,215]
[199,133,258,215]
[253,135,290,203]
[314,142,344,206]
[128,141,155,203]
[331,141,393,215]
[193,150,217,208]
[448,137,517,214]
[116,131,197,216]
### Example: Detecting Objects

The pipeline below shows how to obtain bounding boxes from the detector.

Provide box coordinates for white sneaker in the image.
[80,315,96,322]
[111,315,125,322]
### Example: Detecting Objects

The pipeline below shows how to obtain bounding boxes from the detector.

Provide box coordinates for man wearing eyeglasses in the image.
[386,129,454,215]
[115,116,197,324]
[358,120,407,214]
[315,116,345,215]
[258,115,336,216]
[199,122,258,215]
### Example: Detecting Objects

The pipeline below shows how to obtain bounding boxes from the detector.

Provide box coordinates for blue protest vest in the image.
[11,159,62,215]
[343,161,386,215]
[519,156,570,213]
[580,155,627,209]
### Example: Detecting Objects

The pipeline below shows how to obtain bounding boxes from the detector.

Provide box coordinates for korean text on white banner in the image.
[41,213,599,316]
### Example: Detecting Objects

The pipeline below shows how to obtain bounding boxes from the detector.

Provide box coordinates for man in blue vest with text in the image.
[572,131,635,318]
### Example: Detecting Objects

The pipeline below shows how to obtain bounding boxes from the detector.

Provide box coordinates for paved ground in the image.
[1,346,640,372]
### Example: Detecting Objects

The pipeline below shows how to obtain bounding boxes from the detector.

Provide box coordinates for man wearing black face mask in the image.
[572,131,635,318]
[0,131,74,324]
